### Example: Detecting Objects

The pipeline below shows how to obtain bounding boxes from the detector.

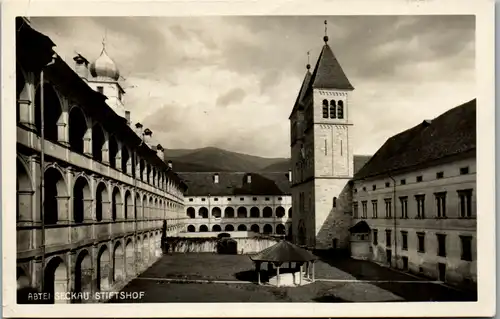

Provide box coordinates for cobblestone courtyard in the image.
[111,253,477,303]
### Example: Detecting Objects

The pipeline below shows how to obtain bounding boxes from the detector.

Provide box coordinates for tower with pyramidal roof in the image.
[289,21,355,250]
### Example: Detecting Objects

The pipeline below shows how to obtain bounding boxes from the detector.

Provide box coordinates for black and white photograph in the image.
[3,0,496,317]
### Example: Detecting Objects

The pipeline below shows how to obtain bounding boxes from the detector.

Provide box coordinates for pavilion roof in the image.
[249,240,318,263]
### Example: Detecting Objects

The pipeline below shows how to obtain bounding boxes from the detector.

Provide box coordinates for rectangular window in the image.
[189,198,193,202]
[416,175,423,182]
[201,198,206,202]
[400,196,408,218]
[353,202,359,218]
[460,166,469,175]
[354,188,357,193]
[437,234,446,257]
[401,231,408,250]
[385,230,392,247]
[401,179,406,185]
[252,197,257,201]
[97,86,104,94]
[373,229,378,245]
[435,192,447,218]
[362,187,366,191]
[214,198,219,201]
[384,198,392,218]
[417,232,425,252]
[362,201,367,218]
[371,200,378,218]
[278,197,283,201]
[227,198,231,201]
[385,182,390,188]
[415,195,425,218]
[240,197,244,201]
[265,197,270,201]
[436,171,444,179]
[458,189,473,218]
[460,235,473,261]
[372,185,377,191]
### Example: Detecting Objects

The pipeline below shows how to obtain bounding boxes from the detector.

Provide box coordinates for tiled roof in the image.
[250,240,318,262]
[179,172,291,197]
[353,155,371,175]
[309,44,354,91]
[354,99,476,180]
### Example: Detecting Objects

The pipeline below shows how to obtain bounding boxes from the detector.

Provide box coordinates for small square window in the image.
[460,167,469,175]
[416,176,423,182]
[227,198,231,201]
[201,198,206,202]
[214,198,219,201]
[385,182,390,188]
[372,185,376,191]
[189,198,193,202]
[354,188,357,193]
[401,179,406,185]
[252,197,257,201]
[278,197,283,201]
[240,197,244,201]
[362,187,366,191]
[97,86,104,94]
[265,197,270,201]
[436,172,444,179]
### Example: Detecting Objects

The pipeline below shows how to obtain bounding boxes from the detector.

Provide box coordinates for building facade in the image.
[16,18,187,303]
[180,172,292,237]
[351,100,477,289]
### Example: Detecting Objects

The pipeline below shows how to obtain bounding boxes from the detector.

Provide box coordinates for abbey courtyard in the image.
[15,17,476,303]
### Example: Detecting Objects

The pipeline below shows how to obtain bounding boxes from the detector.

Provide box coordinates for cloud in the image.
[216,88,246,107]
[30,15,475,158]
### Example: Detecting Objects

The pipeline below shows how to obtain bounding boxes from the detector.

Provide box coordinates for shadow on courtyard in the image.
[313,250,478,302]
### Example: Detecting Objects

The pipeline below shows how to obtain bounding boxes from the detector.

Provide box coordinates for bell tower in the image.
[290,21,355,249]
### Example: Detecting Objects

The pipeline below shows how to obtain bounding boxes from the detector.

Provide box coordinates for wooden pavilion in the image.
[249,240,318,287]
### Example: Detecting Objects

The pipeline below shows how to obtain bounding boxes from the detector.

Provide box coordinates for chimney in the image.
[246,173,251,184]
[73,54,89,80]
[167,160,173,170]
[125,111,131,125]
[156,144,164,161]
[214,173,219,184]
[288,169,292,183]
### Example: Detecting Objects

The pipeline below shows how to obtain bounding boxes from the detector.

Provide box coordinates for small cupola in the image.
[89,40,120,81]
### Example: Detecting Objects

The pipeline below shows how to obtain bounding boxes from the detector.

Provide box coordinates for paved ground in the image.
[111,253,477,303]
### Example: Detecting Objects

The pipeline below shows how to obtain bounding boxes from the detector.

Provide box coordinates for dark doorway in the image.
[386,249,392,265]
[332,238,338,249]
[438,263,446,281]
[402,256,408,271]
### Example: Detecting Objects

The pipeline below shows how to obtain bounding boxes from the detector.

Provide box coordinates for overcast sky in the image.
[31,15,475,158]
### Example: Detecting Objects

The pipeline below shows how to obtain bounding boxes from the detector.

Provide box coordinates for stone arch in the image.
[95,181,109,221]
[74,249,92,299]
[17,157,33,222]
[224,224,234,232]
[329,100,337,119]
[125,238,134,277]
[276,206,285,218]
[224,207,235,218]
[250,224,260,233]
[263,224,273,234]
[263,206,273,218]
[142,194,147,219]
[44,166,68,224]
[108,136,118,169]
[337,100,344,119]
[91,123,105,162]
[322,99,329,119]
[135,193,141,219]
[154,198,159,219]
[44,256,68,303]
[73,175,91,223]
[121,145,130,174]
[250,207,259,218]
[113,241,125,283]
[198,207,208,218]
[237,224,247,231]
[111,186,122,221]
[237,207,247,218]
[212,225,221,232]
[143,233,150,264]
[187,207,195,218]
[276,224,286,235]
[97,244,111,291]
[211,207,221,218]
[68,106,88,154]
[34,83,62,142]
[199,225,208,232]
[288,207,292,218]
[124,190,132,220]
[148,196,154,219]
[187,225,196,232]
